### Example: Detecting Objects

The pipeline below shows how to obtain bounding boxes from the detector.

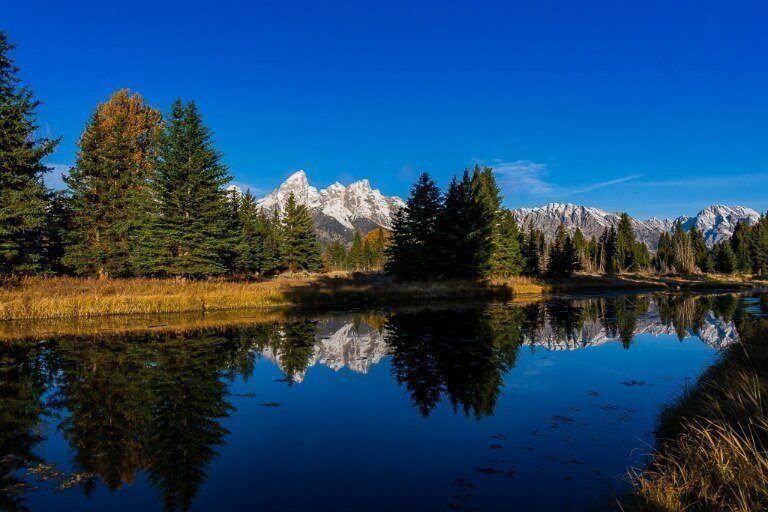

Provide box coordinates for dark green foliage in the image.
[689,226,711,272]
[521,222,546,276]
[150,100,233,277]
[42,191,72,275]
[750,213,768,276]
[63,90,162,278]
[346,231,365,270]
[385,173,442,280]
[233,189,263,274]
[599,226,620,274]
[712,242,737,274]
[488,209,524,277]
[259,210,284,274]
[546,223,579,278]
[731,221,752,273]
[615,213,635,271]
[281,193,322,272]
[323,240,347,271]
[0,32,59,275]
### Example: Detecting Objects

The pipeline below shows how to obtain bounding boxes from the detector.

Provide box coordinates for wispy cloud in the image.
[634,173,768,188]
[566,174,642,195]
[492,160,640,198]
[494,160,555,196]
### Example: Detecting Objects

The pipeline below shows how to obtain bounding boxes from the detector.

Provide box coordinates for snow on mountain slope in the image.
[512,202,758,248]
[257,170,405,244]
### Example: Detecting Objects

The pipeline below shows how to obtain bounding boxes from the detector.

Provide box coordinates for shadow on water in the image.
[0,292,761,511]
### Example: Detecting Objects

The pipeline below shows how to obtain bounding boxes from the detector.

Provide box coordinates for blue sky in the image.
[4,0,767,218]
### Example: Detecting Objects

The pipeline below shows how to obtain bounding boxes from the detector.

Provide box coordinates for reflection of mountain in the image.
[261,299,739,381]
[261,316,388,382]
[528,305,739,351]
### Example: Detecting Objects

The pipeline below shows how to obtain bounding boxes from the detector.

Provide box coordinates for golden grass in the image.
[622,319,768,512]
[0,273,546,321]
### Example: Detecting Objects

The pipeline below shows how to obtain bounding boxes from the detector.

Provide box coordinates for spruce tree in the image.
[281,193,322,272]
[434,173,473,278]
[258,210,283,274]
[235,189,263,275]
[470,165,502,276]
[151,100,233,277]
[713,242,736,274]
[0,32,59,274]
[385,173,442,280]
[615,213,635,271]
[750,213,768,276]
[488,209,523,277]
[730,221,752,273]
[323,240,347,271]
[347,231,365,270]
[64,89,162,277]
[689,226,710,272]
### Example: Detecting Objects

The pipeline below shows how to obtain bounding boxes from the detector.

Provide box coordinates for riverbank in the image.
[0,272,762,321]
[621,307,768,511]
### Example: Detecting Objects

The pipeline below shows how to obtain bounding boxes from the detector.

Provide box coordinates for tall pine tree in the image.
[385,172,442,280]
[151,100,232,277]
[281,193,322,272]
[0,32,59,274]
[64,89,162,277]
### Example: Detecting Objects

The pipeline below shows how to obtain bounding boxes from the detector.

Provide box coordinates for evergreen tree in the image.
[572,228,588,269]
[385,172,442,280]
[521,223,545,276]
[151,100,232,277]
[730,221,752,273]
[546,223,578,277]
[487,209,523,277]
[689,226,710,272]
[235,189,263,275]
[281,193,322,272]
[750,213,768,276]
[64,89,162,277]
[434,172,474,278]
[654,231,674,273]
[42,191,72,275]
[323,240,347,271]
[713,242,736,274]
[346,231,365,270]
[600,226,620,274]
[615,213,635,271]
[258,210,283,274]
[470,165,502,276]
[631,242,651,271]
[0,32,59,274]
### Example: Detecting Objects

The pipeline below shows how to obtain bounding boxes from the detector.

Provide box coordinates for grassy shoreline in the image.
[0,272,762,322]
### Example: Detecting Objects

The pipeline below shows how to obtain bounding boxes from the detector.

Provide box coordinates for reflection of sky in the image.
[24,325,719,512]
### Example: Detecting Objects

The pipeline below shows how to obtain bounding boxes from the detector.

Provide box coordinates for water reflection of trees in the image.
[0,294,753,510]
[0,321,319,512]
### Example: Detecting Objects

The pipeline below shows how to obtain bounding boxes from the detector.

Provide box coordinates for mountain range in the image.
[254,171,760,247]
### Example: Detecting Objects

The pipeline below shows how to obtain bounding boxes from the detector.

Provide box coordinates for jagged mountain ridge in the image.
[512,202,759,248]
[253,171,759,247]
[258,306,737,383]
[256,170,405,244]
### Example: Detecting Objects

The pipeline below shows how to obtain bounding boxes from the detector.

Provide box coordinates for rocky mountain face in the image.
[254,171,759,248]
[257,170,405,244]
[512,203,759,248]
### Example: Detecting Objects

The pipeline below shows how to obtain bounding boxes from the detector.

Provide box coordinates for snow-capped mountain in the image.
[251,171,758,247]
[257,170,405,243]
[512,202,758,248]
[680,205,760,247]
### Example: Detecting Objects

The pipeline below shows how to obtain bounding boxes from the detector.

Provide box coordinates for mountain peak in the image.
[285,169,309,184]
[258,171,404,244]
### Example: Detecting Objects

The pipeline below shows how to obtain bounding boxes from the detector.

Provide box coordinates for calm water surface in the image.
[1,293,758,511]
